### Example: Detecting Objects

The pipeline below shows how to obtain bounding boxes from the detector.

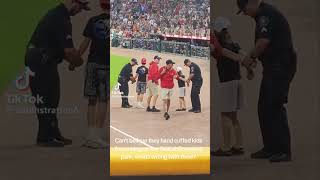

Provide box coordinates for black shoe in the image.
[212,148,232,156]
[122,105,132,108]
[231,147,245,155]
[164,113,170,120]
[55,136,72,146]
[176,109,183,111]
[36,139,65,147]
[188,109,195,112]
[251,149,273,159]
[269,153,291,163]
[146,106,152,112]
[151,107,161,112]
[193,109,201,113]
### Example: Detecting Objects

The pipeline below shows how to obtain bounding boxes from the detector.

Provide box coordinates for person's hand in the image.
[68,64,75,71]
[246,68,255,80]
[241,56,255,69]
[186,79,191,84]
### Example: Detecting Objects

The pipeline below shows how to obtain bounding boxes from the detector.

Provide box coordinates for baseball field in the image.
[109,48,211,176]
[110,54,131,89]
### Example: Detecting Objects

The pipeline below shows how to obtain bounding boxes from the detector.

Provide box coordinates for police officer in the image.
[25,0,89,147]
[238,0,297,162]
[118,58,138,108]
[184,59,203,113]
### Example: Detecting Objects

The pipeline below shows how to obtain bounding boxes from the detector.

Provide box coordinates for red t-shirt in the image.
[159,67,178,89]
[211,33,223,59]
[147,61,159,84]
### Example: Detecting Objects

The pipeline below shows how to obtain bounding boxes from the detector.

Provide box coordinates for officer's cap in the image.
[131,58,138,65]
[184,59,191,65]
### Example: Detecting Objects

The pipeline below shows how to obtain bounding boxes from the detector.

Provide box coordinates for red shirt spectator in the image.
[148,61,160,84]
[159,67,178,89]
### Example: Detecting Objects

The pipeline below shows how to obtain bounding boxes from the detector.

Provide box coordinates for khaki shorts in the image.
[161,88,174,100]
[147,80,158,96]
[217,80,244,112]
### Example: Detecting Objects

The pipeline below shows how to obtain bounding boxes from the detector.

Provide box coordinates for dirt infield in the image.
[110,48,210,148]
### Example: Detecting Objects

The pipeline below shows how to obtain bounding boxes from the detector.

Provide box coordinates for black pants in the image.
[119,79,129,106]
[191,81,203,111]
[258,75,294,154]
[29,65,62,142]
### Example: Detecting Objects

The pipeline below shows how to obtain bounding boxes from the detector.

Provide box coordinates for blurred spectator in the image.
[111,0,210,39]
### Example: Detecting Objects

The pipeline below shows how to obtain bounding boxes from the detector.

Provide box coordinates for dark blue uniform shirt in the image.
[28,3,74,64]
[255,2,296,77]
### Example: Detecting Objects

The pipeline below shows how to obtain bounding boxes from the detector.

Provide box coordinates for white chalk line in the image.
[110,125,155,149]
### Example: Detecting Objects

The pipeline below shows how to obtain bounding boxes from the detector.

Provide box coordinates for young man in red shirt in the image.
[159,59,181,120]
[146,56,162,112]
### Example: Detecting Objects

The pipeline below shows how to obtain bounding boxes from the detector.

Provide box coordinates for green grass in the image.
[0,0,59,94]
[110,54,131,89]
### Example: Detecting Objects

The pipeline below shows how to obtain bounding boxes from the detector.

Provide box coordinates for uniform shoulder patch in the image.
[259,16,270,27]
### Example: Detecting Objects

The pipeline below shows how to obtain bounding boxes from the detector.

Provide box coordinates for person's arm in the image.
[79,37,91,56]
[59,20,83,69]
[243,15,272,68]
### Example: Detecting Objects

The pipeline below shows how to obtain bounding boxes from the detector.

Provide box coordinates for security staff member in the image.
[184,59,203,113]
[118,58,138,108]
[238,0,297,162]
[25,0,89,147]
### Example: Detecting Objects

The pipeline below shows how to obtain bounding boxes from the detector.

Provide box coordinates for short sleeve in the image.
[83,18,93,38]
[256,15,273,40]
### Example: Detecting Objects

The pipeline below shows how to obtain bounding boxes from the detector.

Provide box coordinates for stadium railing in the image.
[111,36,210,60]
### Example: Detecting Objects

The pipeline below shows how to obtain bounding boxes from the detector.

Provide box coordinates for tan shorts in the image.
[161,88,174,100]
[217,80,244,112]
[147,80,158,96]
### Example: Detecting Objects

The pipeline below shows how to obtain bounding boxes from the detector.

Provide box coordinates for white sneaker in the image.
[82,138,109,149]
[137,102,145,109]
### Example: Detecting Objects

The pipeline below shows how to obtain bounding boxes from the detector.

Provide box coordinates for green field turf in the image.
[110,54,131,90]
[0,0,58,94]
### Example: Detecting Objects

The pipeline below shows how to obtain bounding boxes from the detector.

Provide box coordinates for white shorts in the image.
[178,87,186,97]
[161,88,174,100]
[217,80,244,112]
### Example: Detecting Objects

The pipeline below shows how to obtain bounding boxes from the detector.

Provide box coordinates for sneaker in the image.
[212,148,232,156]
[137,102,145,109]
[231,147,245,155]
[36,139,65,147]
[251,149,273,159]
[193,109,201,113]
[146,106,152,112]
[151,107,161,112]
[269,153,291,163]
[55,136,72,146]
[82,139,109,149]
[122,104,132,108]
[164,112,170,120]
